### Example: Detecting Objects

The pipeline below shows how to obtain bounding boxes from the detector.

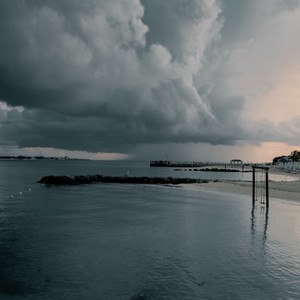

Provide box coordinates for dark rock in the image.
[38,175,207,186]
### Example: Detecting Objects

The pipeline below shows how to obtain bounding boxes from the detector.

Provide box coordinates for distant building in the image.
[230,159,243,165]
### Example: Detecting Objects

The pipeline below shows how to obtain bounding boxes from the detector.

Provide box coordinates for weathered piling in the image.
[252,166,269,210]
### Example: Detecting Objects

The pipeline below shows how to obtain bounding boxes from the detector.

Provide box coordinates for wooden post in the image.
[252,166,255,206]
[266,169,269,209]
[252,166,269,210]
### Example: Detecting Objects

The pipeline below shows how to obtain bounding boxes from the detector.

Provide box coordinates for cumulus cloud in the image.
[0,0,299,157]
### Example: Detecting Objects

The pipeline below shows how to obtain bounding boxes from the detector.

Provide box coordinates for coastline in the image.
[198,168,300,203]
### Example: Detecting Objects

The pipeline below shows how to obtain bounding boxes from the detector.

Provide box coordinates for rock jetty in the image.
[38,175,208,185]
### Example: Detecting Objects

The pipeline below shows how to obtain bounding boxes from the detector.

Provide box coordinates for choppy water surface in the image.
[0,161,299,299]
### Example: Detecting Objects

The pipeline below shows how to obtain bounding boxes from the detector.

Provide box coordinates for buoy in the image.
[9,195,13,199]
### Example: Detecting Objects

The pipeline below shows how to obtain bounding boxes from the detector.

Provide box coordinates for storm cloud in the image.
[0,0,300,158]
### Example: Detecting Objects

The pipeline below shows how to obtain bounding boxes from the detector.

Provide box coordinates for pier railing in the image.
[150,160,232,168]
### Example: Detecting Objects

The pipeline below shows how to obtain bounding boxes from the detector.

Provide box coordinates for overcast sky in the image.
[0,0,300,161]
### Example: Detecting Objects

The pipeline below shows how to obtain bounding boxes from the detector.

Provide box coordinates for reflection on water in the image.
[251,205,269,249]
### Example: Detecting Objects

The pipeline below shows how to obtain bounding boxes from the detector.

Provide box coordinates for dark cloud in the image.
[0,102,246,153]
[1,0,298,157]
[278,0,300,11]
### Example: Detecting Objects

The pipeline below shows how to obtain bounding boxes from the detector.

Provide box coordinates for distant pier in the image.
[150,160,225,168]
[149,160,250,170]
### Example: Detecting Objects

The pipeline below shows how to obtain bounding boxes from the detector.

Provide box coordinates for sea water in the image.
[0,160,299,299]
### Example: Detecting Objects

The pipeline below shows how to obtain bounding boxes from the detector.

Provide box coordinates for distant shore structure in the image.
[149,159,300,176]
[0,155,81,161]
[149,159,262,172]
[150,160,211,168]
[230,159,243,165]
[150,160,246,168]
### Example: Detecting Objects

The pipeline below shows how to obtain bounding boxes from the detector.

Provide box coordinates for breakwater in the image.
[38,175,208,185]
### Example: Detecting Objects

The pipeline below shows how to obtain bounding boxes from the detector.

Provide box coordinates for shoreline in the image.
[197,180,300,203]
[37,168,300,203]
[194,167,300,203]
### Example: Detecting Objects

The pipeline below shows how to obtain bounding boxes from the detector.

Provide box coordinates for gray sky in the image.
[0,0,300,161]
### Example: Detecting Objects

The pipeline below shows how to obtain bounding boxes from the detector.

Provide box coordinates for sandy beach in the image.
[199,168,300,203]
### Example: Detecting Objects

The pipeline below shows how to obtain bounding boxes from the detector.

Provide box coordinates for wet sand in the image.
[199,168,300,202]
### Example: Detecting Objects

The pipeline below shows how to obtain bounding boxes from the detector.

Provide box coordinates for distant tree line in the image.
[0,155,73,160]
[273,150,300,164]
